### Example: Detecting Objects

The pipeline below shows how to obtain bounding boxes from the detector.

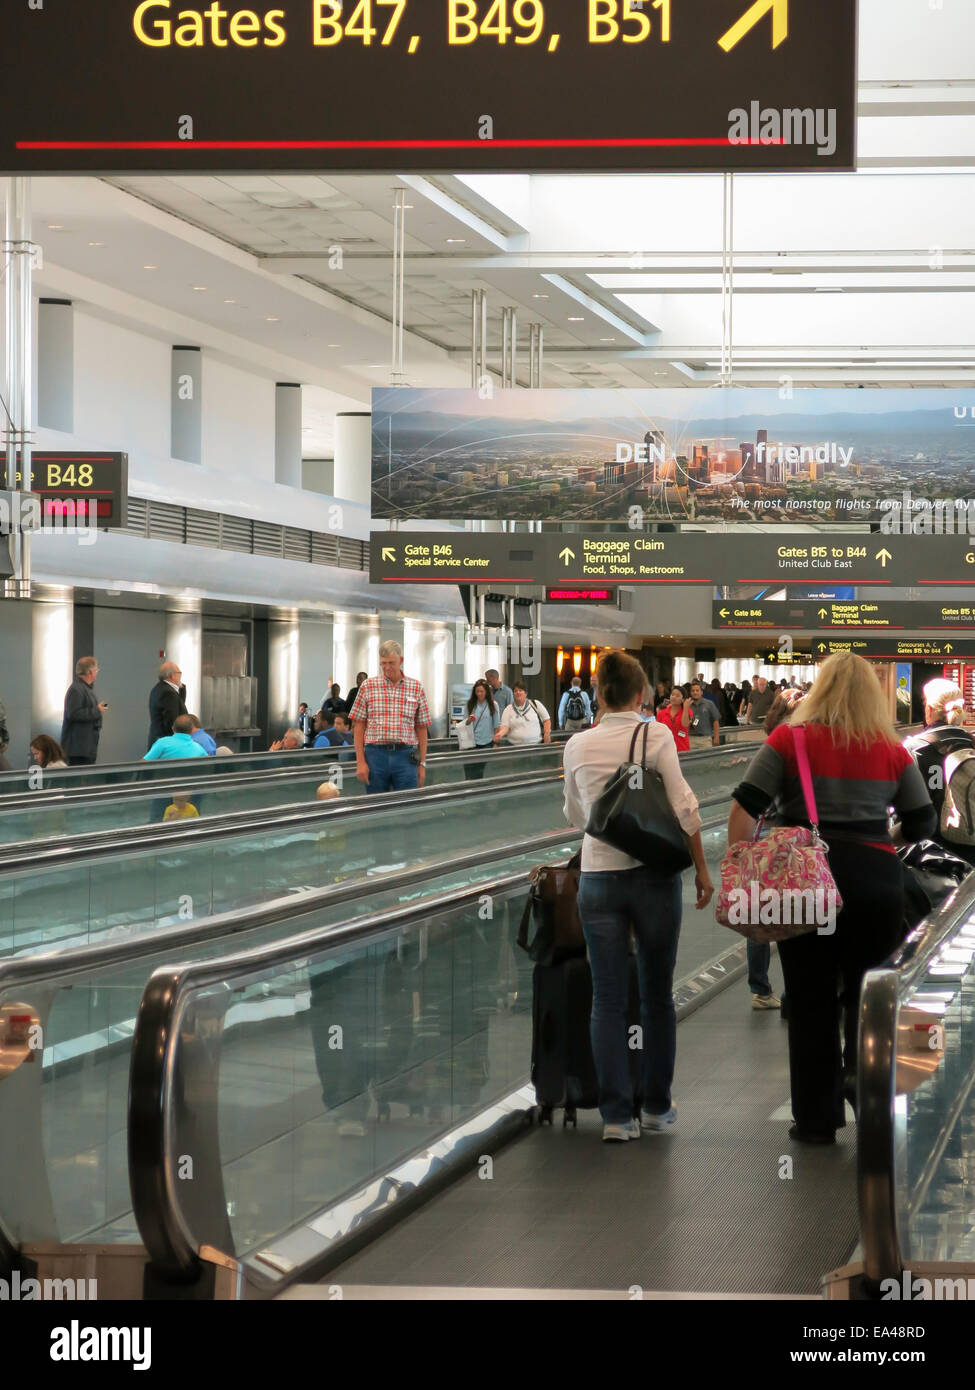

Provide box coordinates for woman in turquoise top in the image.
[464,680,500,780]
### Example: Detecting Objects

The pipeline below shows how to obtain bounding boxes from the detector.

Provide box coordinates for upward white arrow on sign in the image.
[718,0,789,52]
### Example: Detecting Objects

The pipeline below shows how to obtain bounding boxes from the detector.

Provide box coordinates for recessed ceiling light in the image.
[192,285,207,291]
[47,224,64,230]
[266,316,280,321]
[533,293,549,299]
[600,337,616,342]
[446,238,466,244]
[568,316,584,321]
[327,343,341,348]
[88,241,105,247]
[143,264,158,270]
[223,298,236,304]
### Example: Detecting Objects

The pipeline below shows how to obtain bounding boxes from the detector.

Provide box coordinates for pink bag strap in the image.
[792,726,820,827]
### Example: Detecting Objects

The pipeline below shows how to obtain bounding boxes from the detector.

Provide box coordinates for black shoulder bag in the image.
[585,722,693,875]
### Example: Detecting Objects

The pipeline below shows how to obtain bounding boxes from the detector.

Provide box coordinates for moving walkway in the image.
[119,847,975,1298]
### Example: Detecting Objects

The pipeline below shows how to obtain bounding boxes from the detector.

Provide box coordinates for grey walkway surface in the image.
[322,975,859,1296]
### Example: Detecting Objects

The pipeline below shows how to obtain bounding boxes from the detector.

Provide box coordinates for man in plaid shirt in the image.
[349,640,432,794]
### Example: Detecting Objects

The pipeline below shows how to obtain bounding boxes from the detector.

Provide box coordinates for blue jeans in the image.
[747,941,772,996]
[577,867,682,1123]
[364,745,418,794]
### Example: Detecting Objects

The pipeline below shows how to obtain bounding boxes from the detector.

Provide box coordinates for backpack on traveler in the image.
[940,747,975,845]
[566,689,586,722]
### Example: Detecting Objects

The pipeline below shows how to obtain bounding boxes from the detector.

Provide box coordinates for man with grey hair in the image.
[349,640,432,794]
[61,655,108,766]
[484,668,512,717]
[148,660,187,749]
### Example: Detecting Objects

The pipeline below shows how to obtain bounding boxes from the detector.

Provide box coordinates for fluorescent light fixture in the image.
[266,316,280,321]
[143,264,158,270]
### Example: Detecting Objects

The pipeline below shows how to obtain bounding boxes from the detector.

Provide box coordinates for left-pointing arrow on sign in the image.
[718,0,788,52]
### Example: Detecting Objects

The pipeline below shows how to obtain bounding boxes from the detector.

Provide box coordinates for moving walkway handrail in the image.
[0,744,743,871]
[0,730,572,796]
[0,829,584,995]
[0,739,564,813]
[128,807,733,1281]
[0,767,568,871]
[126,866,569,1280]
[857,873,975,1286]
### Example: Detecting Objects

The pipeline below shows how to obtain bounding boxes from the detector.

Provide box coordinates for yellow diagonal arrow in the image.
[718,0,788,52]
[382,546,396,563]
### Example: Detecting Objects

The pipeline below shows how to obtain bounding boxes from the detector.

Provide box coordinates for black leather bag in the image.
[585,722,692,875]
[898,839,971,931]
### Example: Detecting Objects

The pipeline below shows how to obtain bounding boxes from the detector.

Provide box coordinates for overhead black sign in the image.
[3,0,856,173]
[714,599,975,631]
[371,532,975,588]
[0,453,128,527]
[813,638,975,662]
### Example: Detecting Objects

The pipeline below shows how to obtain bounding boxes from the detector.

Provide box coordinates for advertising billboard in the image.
[371,387,975,526]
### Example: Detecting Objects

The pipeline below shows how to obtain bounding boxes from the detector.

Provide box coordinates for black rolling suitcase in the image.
[531,953,642,1127]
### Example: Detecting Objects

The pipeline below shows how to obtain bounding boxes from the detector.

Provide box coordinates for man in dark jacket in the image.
[148,661,187,749]
[61,656,107,765]
[344,670,369,714]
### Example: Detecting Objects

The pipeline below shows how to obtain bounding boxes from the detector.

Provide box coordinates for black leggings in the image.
[777,840,905,1134]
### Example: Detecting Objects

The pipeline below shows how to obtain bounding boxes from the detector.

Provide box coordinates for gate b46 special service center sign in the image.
[372,387,975,527]
[3,0,855,173]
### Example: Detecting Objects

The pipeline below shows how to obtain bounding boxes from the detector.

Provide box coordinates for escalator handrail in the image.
[857,873,975,1286]
[128,809,730,1279]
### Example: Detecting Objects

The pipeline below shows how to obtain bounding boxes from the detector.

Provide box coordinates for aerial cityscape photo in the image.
[371,387,975,525]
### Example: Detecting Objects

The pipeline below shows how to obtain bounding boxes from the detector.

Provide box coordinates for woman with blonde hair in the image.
[904,678,975,866]
[727,651,936,1144]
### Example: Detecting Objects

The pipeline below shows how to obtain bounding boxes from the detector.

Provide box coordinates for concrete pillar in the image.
[37,299,74,433]
[171,346,202,464]
[31,592,73,740]
[164,610,202,715]
[275,382,302,488]
[333,412,371,506]
[268,619,300,740]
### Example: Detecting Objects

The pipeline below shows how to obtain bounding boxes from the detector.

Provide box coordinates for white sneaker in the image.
[640,1107,677,1133]
[751,993,782,1011]
[602,1119,642,1143]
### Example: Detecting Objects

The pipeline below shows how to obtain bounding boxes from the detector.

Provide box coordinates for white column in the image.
[275,382,302,487]
[165,610,202,714]
[37,299,74,433]
[403,619,449,737]
[333,412,371,505]
[268,620,300,738]
[31,592,73,739]
[171,346,202,464]
[332,612,380,695]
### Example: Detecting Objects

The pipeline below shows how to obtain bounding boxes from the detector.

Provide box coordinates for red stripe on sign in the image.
[18,137,783,152]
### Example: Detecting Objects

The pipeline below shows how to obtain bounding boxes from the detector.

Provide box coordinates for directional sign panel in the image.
[0,453,128,527]
[812,638,975,661]
[371,533,975,588]
[2,0,856,174]
[713,599,975,631]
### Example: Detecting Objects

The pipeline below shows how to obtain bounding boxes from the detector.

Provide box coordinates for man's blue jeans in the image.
[364,744,418,794]
[747,942,772,996]
[577,866,682,1124]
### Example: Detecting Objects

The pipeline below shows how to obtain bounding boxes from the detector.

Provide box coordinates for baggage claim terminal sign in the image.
[3,1,856,173]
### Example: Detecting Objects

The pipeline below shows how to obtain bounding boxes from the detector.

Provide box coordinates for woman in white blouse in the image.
[562,651,714,1143]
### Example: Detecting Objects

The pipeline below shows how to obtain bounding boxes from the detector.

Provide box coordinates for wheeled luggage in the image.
[531,952,642,1127]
